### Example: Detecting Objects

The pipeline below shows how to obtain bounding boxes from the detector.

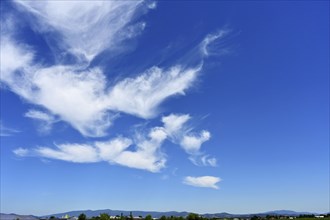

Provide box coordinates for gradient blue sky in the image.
[0,0,329,216]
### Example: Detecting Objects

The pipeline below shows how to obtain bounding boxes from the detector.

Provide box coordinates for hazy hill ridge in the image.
[0,213,39,220]
[1,210,322,220]
[43,209,319,218]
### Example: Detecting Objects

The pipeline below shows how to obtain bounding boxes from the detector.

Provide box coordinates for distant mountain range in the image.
[43,209,321,218]
[0,213,39,220]
[43,210,190,218]
[1,210,324,220]
[203,210,319,218]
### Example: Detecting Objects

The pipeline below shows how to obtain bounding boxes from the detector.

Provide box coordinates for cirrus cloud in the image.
[1,2,227,137]
[24,109,57,134]
[3,1,225,185]
[13,114,216,172]
[13,0,146,62]
[183,176,221,189]
[0,121,20,137]
[14,132,166,172]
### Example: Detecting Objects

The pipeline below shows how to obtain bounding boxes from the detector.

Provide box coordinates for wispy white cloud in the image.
[0,122,20,137]
[108,66,200,119]
[0,37,34,80]
[0,63,115,137]
[147,1,157,9]
[0,5,202,137]
[94,137,132,162]
[13,147,29,156]
[27,66,115,137]
[0,36,35,101]
[162,113,191,137]
[24,109,57,134]
[1,1,220,138]
[2,1,170,137]
[183,176,221,189]
[189,154,217,167]
[13,114,215,172]
[112,127,167,172]
[1,59,200,137]
[36,143,100,163]
[4,0,224,177]
[201,155,217,167]
[161,114,215,167]
[25,109,54,122]
[14,0,145,62]
[14,128,167,172]
[180,132,216,167]
[200,29,230,57]
[180,130,211,154]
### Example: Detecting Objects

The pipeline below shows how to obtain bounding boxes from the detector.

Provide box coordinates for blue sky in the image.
[0,0,329,216]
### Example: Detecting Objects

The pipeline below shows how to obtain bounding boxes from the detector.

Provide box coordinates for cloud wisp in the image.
[163,114,217,167]
[14,114,215,172]
[13,0,146,62]
[14,135,165,172]
[0,122,20,137]
[108,66,200,119]
[200,29,232,57]
[180,130,211,154]
[183,176,221,189]
[24,109,58,134]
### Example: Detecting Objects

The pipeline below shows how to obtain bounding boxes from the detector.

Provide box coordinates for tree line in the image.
[77,213,209,220]
[68,213,330,220]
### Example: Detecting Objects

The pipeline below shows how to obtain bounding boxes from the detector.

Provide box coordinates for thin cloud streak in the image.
[189,154,218,167]
[200,29,231,57]
[13,148,29,156]
[13,114,216,172]
[0,122,20,137]
[14,135,166,172]
[24,109,57,134]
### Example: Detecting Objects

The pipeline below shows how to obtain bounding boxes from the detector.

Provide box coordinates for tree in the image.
[187,213,199,220]
[145,215,153,220]
[160,216,167,220]
[100,213,111,220]
[79,213,87,220]
[251,216,259,220]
